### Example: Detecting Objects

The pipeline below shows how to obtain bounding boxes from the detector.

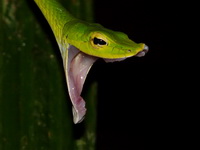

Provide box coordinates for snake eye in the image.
[93,37,107,45]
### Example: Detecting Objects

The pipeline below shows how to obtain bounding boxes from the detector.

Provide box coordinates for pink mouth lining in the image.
[66,45,97,124]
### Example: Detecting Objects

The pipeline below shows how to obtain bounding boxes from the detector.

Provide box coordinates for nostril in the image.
[127,50,131,52]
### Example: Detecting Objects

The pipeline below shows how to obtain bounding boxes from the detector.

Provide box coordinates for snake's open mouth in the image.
[65,44,148,124]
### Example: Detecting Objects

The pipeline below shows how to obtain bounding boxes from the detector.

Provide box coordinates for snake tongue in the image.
[64,45,97,124]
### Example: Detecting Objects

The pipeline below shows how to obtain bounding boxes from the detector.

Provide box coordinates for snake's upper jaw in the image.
[103,44,149,62]
[63,45,97,124]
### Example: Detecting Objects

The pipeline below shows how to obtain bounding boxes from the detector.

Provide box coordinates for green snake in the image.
[34,0,148,124]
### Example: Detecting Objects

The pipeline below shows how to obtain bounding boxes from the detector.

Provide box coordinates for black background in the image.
[89,0,193,150]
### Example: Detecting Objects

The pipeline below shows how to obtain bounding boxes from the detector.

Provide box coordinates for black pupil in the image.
[93,37,107,45]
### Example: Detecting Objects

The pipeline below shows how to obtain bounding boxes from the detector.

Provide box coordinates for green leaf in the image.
[0,0,97,149]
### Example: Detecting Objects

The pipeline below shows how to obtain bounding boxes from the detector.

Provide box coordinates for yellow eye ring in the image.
[90,32,108,49]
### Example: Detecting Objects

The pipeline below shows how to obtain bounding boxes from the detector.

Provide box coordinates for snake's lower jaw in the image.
[136,45,149,57]
[64,45,97,124]
[72,105,85,124]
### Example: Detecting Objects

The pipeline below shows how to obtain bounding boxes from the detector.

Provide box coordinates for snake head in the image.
[61,20,148,123]
[64,20,148,60]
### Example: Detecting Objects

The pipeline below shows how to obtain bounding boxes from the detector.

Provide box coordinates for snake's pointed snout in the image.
[136,45,149,57]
